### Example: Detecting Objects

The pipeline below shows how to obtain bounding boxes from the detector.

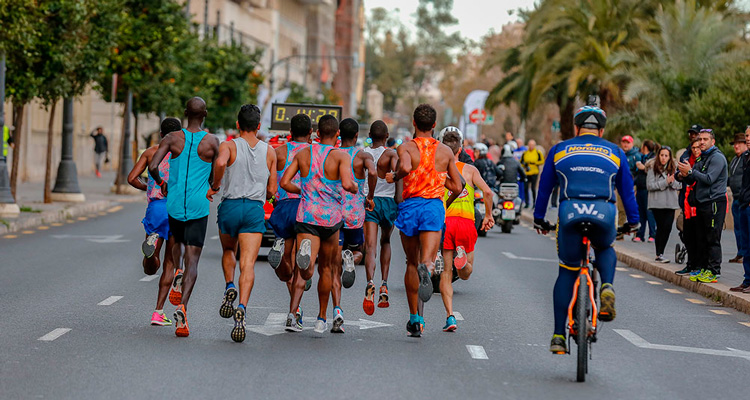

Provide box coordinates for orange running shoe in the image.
[169,269,183,306]
[363,282,375,316]
[377,284,389,308]
[174,305,189,337]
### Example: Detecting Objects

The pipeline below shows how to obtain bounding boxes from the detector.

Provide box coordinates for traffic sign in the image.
[469,109,487,124]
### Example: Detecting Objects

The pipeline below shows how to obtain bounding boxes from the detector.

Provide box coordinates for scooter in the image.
[494,183,522,233]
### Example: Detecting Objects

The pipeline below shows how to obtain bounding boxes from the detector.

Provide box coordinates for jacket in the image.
[474,157,503,190]
[682,146,728,204]
[624,147,643,176]
[522,148,544,176]
[737,151,750,206]
[497,156,526,185]
[728,153,744,197]
[647,167,681,209]
[634,151,654,190]
[675,146,697,207]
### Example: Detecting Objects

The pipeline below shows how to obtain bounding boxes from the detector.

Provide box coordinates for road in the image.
[2,202,749,399]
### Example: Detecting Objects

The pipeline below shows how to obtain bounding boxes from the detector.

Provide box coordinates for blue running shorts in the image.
[394,197,445,237]
[142,199,170,238]
[268,198,301,239]
[217,198,266,237]
[339,227,364,247]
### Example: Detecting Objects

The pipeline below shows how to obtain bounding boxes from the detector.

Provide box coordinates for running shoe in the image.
[268,238,285,270]
[655,255,670,264]
[648,237,655,243]
[231,307,246,343]
[598,283,616,322]
[173,305,189,337]
[363,281,375,316]
[168,269,183,306]
[697,270,718,283]
[297,239,312,270]
[295,306,303,327]
[631,237,643,243]
[219,286,238,319]
[454,246,467,270]
[689,269,706,282]
[331,307,345,333]
[142,233,159,258]
[443,315,457,332]
[377,284,389,308]
[675,266,693,275]
[435,253,445,275]
[285,312,303,332]
[314,318,327,334]
[406,320,422,338]
[150,311,172,326]
[550,334,567,354]
[417,263,433,302]
[304,278,312,292]
[342,249,356,289]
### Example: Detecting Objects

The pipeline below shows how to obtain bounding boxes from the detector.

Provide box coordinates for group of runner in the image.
[128,98,493,341]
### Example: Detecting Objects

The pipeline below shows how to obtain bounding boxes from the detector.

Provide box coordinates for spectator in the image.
[522,139,544,209]
[732,126,750,293]
[89,126,109,178]
[616,135,642,239]
[633,139,658,242]
[497,144,526,185]
[677,129,727,283]
[474,143,503,191]
[728,133,747,264]
[488,144,501,163]
[674,125,702,275]
[513,138,527,204]
[647,146,682,263]
[504,132,518,150]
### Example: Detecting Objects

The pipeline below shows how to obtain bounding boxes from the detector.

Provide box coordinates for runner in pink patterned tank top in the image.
[280,115,358,334]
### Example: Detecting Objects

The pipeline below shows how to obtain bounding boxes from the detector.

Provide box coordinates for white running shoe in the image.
[142,233,159,258]
[314,319,327,334]
[342,249,355,288]
[297,239,312,270]
[435,252,445,275]
[331,307,345,333]
[268,238,285,270]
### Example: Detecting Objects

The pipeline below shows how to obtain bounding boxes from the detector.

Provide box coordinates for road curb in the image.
[0,196,142,235]
[520,213,750,315]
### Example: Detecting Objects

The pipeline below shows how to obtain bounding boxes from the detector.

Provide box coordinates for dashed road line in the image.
[108,205,123,213]
[98,296,123,306]
[37,226,49,230]
[646,281,662,285]
[709,309,730,315]
[77,217,88,221]
[21,230,35,234]
[616,267,627,272]
[140,275,159,282]
[453,311,464,321]
[51,223,63,227]
[38,328,71,342]
[739,322,750,328]
[686,298,705,304]
[629,274,644,279]
[665,288,682,294]
[466,345,488,360]
[4,235,18,239]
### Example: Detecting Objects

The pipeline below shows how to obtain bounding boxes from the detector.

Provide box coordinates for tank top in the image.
[296,143,344,227]
[363,146,395,198]
[402,137,448,200]
[222,137,269,202]
[444,162,475,220]
[276,141,310,201]
[147,151,170,202]
[167,129,212,221]
[340,146,366,229]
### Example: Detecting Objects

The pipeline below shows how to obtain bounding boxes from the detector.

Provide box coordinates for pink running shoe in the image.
[150,311,172,326]
[454,246,468,270]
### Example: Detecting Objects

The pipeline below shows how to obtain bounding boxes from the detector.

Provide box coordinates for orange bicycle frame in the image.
[566,237,598,335]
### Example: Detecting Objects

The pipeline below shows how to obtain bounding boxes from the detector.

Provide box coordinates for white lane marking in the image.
[466,345,488,360]
[346,319,393,329]
[453,311,464,321]
[614,329,750,361]
[38,328,71,342]
[646,281,662,285]
[52,234,130,243]
[616,267,627,272]
[502,252,557,263]
[139,275,159,282]
[686,298,706,304]
[210,235,219,240]
[98,296,123,306]
[629,274,644,279]
[740,322,750,328]
[710,309,730,315]
[665,288,682,294]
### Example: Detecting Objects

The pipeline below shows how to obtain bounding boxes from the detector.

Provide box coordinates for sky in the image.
[364,0,538,43]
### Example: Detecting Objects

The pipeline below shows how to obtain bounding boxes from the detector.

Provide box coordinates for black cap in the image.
[688,124,703,134]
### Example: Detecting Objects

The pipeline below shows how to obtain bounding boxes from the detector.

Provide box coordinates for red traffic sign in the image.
[469,109,487,124]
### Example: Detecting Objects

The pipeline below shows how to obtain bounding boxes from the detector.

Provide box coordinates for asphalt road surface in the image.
[2,202,749,399]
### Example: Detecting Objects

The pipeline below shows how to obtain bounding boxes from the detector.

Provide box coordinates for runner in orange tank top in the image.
[385,104,463,337]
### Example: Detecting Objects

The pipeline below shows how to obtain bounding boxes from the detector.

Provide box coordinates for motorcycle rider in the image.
[474,143,504,192]
[497,144,527,186]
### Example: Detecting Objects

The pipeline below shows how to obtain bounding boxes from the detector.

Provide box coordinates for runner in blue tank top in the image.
[149,97,220,338]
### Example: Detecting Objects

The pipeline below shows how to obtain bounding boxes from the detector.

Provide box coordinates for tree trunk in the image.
[43,101,58,203]
[132,111,138,161]
[10,102,25,198]
[559,98,575,141]
[114,110,127,187]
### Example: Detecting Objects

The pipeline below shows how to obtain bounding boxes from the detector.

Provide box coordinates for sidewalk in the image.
[521,209,750,315]
[0,171,143,235]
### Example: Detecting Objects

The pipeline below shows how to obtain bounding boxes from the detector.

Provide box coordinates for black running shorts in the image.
[169,216,209,248]
[294,221,343,240]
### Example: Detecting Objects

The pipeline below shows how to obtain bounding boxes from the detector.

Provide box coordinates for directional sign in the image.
[52,234,130,243]
[469,109,487,124]
[614,329,750,361]
[245,312,392,336]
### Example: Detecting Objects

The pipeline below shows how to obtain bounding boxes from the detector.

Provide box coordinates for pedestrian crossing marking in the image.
[108,205,123,213]
[739,322,750,328]
[686,298,705,304]
[629,274,644,279]
[98,296,123,306]
[709,309,730,315]
[665,288,682,294]
[22,230,35,234]
[646,281,662,285]
[3,235,18,239]
[466,345,488,360]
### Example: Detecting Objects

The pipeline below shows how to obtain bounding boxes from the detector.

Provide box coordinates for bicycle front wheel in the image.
[576,273,589,382]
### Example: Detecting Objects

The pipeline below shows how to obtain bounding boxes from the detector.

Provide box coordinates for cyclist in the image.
[533,105,639,354]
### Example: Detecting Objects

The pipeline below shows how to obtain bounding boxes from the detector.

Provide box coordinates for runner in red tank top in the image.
[386,104,463,337]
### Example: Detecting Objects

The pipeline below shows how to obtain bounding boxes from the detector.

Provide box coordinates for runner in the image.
[207,104,276,343]
[387,104,463,337]
[438,131,494,332]
[362,120,400,315]
[336,118,376,318]
[268,114,312,332]
[127,117,182,327]
[280,115,358,334]
[149,97,220,337]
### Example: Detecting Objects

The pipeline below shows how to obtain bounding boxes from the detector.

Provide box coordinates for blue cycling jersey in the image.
[533,133,639,223]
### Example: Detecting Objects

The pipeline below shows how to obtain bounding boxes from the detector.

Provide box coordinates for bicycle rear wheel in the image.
[576,273,589,382]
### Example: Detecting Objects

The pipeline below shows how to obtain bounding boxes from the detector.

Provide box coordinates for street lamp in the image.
[51,98,85,202]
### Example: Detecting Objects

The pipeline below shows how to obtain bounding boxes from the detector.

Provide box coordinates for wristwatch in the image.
[211,185,221,192]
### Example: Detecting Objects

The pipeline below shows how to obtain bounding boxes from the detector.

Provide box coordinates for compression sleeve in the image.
[533,144,558,220]
[615,148,639,224]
